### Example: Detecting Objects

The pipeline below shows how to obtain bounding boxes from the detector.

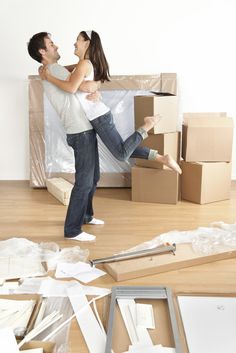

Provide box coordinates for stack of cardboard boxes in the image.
[131,93,181,204]
[181,113,234,204]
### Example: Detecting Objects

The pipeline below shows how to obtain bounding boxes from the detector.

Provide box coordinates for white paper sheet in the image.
[67,286,106,353]
[0,256,46,281]
[0,298,35,332]
[178,295,236,353]
[0,327,20,353]
[117,299,153,346]
[136,303,155,329]
[55,262,106,283]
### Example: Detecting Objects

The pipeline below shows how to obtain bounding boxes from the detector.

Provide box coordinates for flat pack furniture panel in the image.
[103,243,236,281]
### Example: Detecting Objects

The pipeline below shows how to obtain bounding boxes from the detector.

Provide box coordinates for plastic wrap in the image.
[29,73,177,188]
[120,221,236,256]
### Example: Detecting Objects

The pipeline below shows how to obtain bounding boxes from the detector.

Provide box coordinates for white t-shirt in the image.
[77,61,110,121]
[42,63,92,134]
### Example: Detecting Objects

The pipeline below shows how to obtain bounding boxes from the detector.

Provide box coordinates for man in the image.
[28,32,104,242]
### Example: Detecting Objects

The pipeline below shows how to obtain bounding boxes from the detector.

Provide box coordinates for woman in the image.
[39,30,181,174]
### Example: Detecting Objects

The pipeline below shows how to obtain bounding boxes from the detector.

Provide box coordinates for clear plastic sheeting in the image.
[29,74,177,188]
[47,246,89,271]
[120,221,236,256]
[34,297,73,353]
[0,238,89,271]
[44,90,152,175]
[0,238,59,261]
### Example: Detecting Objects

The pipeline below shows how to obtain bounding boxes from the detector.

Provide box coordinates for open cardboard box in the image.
[134,93,179,134]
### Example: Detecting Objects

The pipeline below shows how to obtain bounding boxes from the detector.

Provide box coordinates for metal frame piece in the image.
[105,286,182,353]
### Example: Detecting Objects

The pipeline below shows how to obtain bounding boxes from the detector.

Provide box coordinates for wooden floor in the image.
[1,181,236,352]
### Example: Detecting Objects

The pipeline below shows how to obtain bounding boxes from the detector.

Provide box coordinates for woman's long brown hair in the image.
[80,30,110,82]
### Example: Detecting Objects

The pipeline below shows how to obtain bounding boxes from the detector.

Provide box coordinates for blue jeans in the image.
[64,130,99,237]
[91,111,150,161]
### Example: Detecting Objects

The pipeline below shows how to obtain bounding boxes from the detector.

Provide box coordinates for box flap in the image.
[184,116,233,127]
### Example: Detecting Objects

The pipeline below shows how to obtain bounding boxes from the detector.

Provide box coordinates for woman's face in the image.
[74,34,89,57]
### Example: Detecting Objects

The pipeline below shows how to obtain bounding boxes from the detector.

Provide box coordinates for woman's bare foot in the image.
[156,154,182,174]
[142,114,161,132]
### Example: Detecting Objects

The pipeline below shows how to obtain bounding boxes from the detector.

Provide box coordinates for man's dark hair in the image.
[27,32,50,63]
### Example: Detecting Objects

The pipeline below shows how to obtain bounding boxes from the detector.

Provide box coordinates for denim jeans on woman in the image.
[64,129,99,237]
[91,111,150,161]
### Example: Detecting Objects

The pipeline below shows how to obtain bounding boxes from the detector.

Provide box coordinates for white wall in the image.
[0,0,236,179]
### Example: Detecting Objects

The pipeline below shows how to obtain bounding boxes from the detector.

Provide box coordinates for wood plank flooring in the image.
[0,181,236,352]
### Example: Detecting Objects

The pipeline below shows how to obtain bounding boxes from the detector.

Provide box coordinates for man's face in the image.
[40,36,60,63]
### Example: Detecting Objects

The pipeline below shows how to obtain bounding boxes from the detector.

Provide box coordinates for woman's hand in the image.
[38,66,49,80]
[86,91,101,102]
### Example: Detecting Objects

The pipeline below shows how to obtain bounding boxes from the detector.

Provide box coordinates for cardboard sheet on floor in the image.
[103,243,236,281]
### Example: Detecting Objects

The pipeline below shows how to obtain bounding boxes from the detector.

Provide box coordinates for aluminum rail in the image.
[89,243,176,266]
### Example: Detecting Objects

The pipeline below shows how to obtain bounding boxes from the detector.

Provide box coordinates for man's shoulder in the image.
[48,63,69,80]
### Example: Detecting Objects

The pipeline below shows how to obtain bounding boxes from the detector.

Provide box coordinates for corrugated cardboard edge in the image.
[29,74,177,188]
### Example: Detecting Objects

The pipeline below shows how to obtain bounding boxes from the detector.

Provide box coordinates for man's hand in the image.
[79,80,101,93]
[38,66,49,80]
[86,91,101,102]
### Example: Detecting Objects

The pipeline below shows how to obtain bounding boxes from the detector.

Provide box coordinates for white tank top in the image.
[77,60,110,121]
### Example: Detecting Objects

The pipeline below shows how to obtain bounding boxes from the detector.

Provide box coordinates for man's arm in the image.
[79,80,101,93]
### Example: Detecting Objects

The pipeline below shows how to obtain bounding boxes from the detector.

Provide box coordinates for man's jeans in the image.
[91,111,150,161]
[64,130,99,237]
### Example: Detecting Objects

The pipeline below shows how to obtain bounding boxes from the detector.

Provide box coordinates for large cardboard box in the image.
[131,166,179,204]
[134,93,178,134]
[182,113,234,162]
[181,161,232,204]
[135,131,181,169]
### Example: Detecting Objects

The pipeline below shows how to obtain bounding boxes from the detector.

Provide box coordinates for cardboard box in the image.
[134,93,178,134]
[181,161,232,204]
[182,113,234,162]
[135,131,181,169]
[131,166,179,204]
